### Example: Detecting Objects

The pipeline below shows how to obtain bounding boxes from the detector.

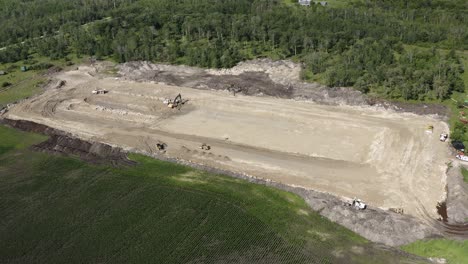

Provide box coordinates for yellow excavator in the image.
[167,94,188,109]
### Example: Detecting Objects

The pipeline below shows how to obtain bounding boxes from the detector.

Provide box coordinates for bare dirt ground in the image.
[3,61,451,222]
[447,162,468,224]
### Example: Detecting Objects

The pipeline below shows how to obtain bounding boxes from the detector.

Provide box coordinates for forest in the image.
[0,0,466,100]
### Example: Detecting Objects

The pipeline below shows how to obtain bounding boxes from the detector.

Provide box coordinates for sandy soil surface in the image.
[447,162,468,224]
[2,64,451,221]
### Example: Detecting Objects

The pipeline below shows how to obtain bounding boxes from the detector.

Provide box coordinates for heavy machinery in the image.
[166,93,188,109]
[439,133,448,142]
[200,143,211,150]
[92,89,108,94]
[156,142,167,151]
[390,208,404,214]
[456,154,468,162]
[344,198,367,210]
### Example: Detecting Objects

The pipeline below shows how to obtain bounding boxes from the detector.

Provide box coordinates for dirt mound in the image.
[117,60,366,105]
[446,162,468,224]
[32,135,135,166]
[368,99,448,117]
[207,59,302,85]
[2,119,135,166]
[118,60,451,115]
[1,118,68,136]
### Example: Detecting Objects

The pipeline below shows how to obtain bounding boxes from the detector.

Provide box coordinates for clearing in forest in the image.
[3,65,450,220]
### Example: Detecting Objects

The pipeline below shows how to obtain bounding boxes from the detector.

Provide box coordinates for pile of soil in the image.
[368,98,448,117]
[118,60,367,106]
[446,162,468,224]
[1,118,135,167]
[118,59,448,115]
[1,118,67,136]
[32,135,136,166]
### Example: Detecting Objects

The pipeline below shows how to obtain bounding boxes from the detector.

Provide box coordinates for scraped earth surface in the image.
[3,62,451,225]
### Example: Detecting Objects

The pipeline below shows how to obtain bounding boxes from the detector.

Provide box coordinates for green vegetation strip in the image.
[402,239,468,264]
[0,125,426,263]
[461,167,468,183]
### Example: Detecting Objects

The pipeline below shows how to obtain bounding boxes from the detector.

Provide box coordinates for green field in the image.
[402,239,468,264]
[0,55,85,106]
[0,124,431,263]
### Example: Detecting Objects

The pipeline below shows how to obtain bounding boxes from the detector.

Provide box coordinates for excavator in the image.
[166,94,188,109]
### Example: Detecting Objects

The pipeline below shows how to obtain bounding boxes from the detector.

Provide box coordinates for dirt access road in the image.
[3,63,450,220]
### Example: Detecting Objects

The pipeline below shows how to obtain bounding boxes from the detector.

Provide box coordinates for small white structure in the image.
[298,0,311,6]
[92,89,108,95]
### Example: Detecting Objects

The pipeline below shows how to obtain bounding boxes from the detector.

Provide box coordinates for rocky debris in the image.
[45,79,67,90]
[368,98,448,117]
[117,60,365,105]
[1,118,68,136]
[293,84,367,106]
[32,135,135,166]
[117,60,449,115]
[273,184,441,247]
[45,66,62,75]
[206,59,302,85]
[447,162,468,224]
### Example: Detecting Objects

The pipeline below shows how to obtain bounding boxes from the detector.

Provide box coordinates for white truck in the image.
[344,198,367,210]
[456,154,468,162]
[92,89,108,95]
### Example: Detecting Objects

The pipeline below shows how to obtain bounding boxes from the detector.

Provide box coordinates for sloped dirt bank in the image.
[1,119,134,166]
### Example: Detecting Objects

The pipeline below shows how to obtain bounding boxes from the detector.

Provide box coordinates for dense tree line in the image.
[0,0,466,100]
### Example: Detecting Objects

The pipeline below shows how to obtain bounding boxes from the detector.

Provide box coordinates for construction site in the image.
[2,60,464,245]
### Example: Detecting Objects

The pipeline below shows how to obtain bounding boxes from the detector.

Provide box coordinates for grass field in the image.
[0,55,85,106]
[0,124,430,263]
[402,239,468,264]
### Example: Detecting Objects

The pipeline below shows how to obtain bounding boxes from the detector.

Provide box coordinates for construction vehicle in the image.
[200,143,211,150]
[390,208,404,214]
[345,198,367,210]
[439,133,448,142]
[425,125,434,134]
[165,93,188,109]
[156,143,167,151]
[92,89,108,95]
[456,154,468,162]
